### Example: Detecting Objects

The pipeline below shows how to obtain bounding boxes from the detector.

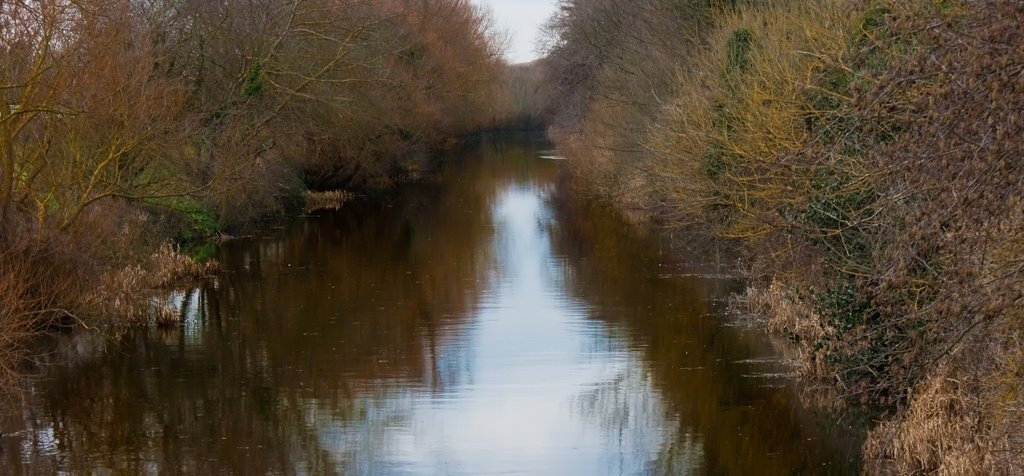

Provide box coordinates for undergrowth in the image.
[548,0,1024,471]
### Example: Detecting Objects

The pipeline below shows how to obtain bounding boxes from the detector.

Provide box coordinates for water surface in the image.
[1,134,865,474]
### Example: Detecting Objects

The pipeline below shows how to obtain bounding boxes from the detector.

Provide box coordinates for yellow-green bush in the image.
[651,0,861,240]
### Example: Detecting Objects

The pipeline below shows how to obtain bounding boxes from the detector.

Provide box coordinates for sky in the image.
[470,0,558,64]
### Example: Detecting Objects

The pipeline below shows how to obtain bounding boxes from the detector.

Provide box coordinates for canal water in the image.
[1,134,865,474]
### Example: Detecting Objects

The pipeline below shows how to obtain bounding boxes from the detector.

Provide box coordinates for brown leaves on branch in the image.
[1,0,506,235]
[541,0,1024,470]
[0,0,507,374]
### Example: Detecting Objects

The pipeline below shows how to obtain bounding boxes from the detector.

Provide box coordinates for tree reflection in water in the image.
[1,133,865,475]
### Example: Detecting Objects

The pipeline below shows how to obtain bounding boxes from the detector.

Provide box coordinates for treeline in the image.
[490,62,547,131]
[0,0,512,380]
[540,0,1023,472]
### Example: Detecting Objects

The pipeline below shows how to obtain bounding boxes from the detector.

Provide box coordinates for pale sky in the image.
[471,0,558,64]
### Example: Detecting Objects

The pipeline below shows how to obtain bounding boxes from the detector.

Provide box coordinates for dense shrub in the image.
[0,0,508,376]
[542,0,1024,470]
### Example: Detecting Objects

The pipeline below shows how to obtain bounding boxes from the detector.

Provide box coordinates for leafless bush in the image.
[0,250,40,389]
[0,217,86,386]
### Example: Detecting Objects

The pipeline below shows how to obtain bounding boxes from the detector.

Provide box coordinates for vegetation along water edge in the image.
[3,0,1023,472]
[0,0,534,390]
[539,0,1023,472]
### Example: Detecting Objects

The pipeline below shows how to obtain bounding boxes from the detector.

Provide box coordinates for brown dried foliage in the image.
[0,0,507,368]
[87,243,218,324]
[738,281,834,377]
[540,0,715,218]
[0,247,47,389]
[712,1,1024,468]
[864,324,1024,474]
[0,217,88,387]
[832,0,1023,399]
[733,0,1024,470]
[304,190,354,213]
[543,0,1024,470]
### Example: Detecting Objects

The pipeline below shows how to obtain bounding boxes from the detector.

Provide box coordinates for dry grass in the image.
[304,189,353,213]
[864,331,1024,476]
[984,330,1024,474]
[863,313,1024,475]
[737,280,834,377]
[864,365,988,475]
[86,243,218,325]
[0,208,219,396]
[740,281,828,342]
[148,243,220,287]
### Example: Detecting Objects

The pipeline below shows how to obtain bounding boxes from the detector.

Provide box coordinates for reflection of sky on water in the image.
[0,136,866,476]
[163,288,207,343]
[304,183,693,474]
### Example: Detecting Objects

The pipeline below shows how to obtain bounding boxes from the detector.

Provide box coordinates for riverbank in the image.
[0,0,521,390]
[542,0,1023,472]
[2,134,869,474]
[0,130,505,390]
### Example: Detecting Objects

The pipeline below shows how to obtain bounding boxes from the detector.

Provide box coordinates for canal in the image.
[1,133,865,475]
